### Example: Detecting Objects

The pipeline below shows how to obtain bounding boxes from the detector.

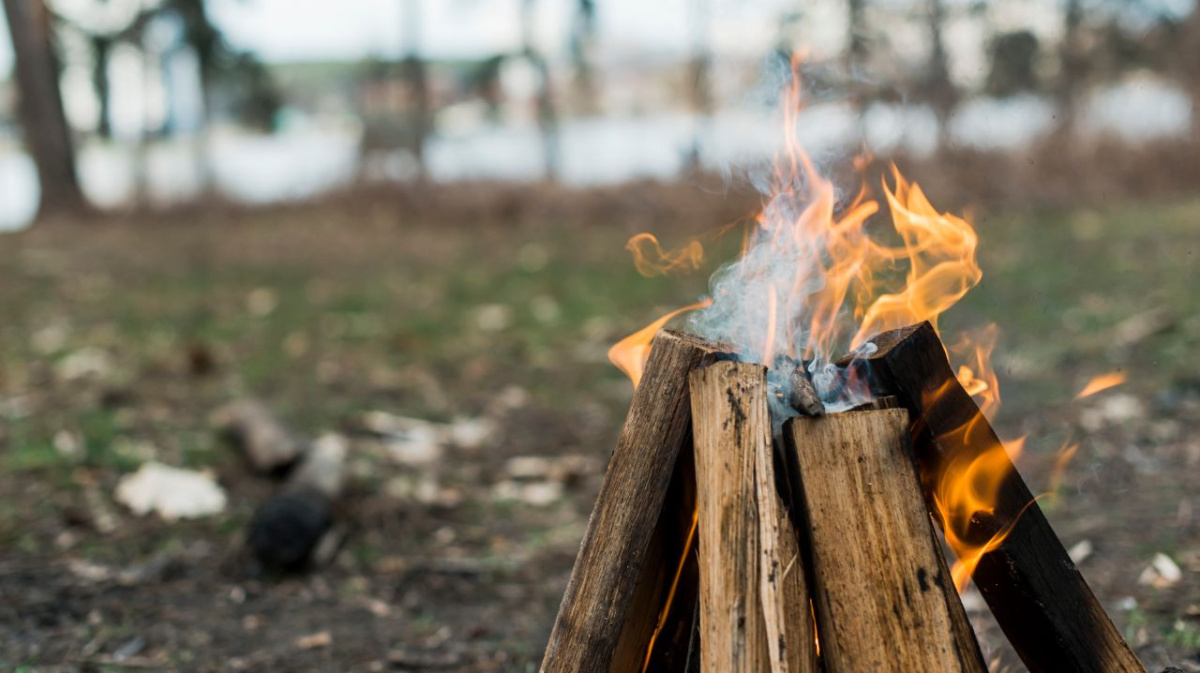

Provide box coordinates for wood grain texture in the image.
[690,360,770,673]
[755,415,820,673]
[541,329,719,673]
[786,409,987,673]
[847,322,1145,673]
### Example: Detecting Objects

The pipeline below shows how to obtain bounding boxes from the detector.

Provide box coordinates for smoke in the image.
[686,57,877,429]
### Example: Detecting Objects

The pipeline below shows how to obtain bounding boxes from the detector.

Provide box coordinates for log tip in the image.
[835,321,933,366]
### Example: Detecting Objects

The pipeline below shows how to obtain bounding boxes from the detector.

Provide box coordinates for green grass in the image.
[1,195,1198,494]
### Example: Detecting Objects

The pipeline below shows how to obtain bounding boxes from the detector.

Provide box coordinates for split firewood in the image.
[787,366,825,417]
[540,330,720,673]
[849,395,900,411]
[690,360,817,673]
[845,322,1145,673]
[248,434,346,571]
[212,399,305,474]
[786,409,986,673]
[627,447,700,673]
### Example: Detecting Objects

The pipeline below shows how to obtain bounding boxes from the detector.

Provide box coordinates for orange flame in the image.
[1076,372,1126,399]
[615,55,1019,594]
[1048,439,1081,495]
[608,299,713,388]
[927,395,1031,591]
[949,324,1000,420]
[626,233,705,277]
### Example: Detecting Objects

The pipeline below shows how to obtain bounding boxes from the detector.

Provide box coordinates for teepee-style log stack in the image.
[541,325,1145,673]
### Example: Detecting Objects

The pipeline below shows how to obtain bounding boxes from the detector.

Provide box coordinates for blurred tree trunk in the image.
[845,0,868,133]
[925,0,957,149]
[91,34,113,139]
[402,0,430,179]
[1181,7,1200,141]
[569,0,598,114]
[521,0,559,181]
[2,0,86,219]
[1055,0,1086,138]
[685,0,711,173]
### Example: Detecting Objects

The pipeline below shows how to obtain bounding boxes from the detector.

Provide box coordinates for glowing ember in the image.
[1076,372,1127,399]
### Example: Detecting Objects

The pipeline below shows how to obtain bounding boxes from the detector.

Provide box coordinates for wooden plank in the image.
[541,329,720,673]
[786,409,987,673]
[690,360,818,673]
[845,322,1145,673]
[690,360,770,673]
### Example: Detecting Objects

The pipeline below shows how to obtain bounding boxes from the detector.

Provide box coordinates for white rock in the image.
[446,417,495,450]
[1153,553,1183,583]
[475,304,513,332]
[115,462,227,521]
[506,456,554,480]
[56,348,113,381]
[1139,553,1183,588]
[385,433,443,466]
[1067,539,1093,565]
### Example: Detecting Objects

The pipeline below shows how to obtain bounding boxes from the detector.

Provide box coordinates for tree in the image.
[684,0,712,173]
[569,0,598,113]
[520,0,559,180]
[2,0,86,219]
[401,0,431,178]
[844,0,869,130]
[985,31,1042,97]
[1055,0,1088,136]
[922,0,958,148]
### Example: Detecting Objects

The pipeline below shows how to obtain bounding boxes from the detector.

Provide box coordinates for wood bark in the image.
[541,329,719,673]
[633,445,700,673]
[690,360,817,673]
[846,322,1145,673]
[786,409,986,673]
[1,0,85,219]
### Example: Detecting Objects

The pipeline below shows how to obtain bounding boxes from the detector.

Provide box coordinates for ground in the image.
[0,183,1198,672]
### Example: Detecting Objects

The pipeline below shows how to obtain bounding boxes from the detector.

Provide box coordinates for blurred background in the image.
[1,1,1199,671]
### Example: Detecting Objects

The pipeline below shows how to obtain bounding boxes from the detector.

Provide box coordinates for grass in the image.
[1,194,1198,474]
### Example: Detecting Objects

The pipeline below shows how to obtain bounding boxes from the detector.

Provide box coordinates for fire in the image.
[949,324,1000,420]
[609,299,712,388]
[1076,372,1126,399]
[1048,439,1081,495]
[612,56,1018,593]
[626,233,704,277]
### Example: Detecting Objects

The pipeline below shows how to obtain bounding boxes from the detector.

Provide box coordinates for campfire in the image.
[540,64,1146,673]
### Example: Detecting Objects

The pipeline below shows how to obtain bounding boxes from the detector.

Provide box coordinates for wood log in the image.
[786,409,986,673]
[541,329,720,673]
[845,322,1145,673]
[248,433,346,570]
[213,399,305,474]
[617,443,699,673]
[690,360,768,673]
[690,360,818,673]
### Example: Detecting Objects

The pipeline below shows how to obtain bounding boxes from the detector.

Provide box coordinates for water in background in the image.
[0,79,1189,232]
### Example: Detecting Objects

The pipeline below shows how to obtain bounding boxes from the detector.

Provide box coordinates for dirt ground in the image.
[1,182,1198,672]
